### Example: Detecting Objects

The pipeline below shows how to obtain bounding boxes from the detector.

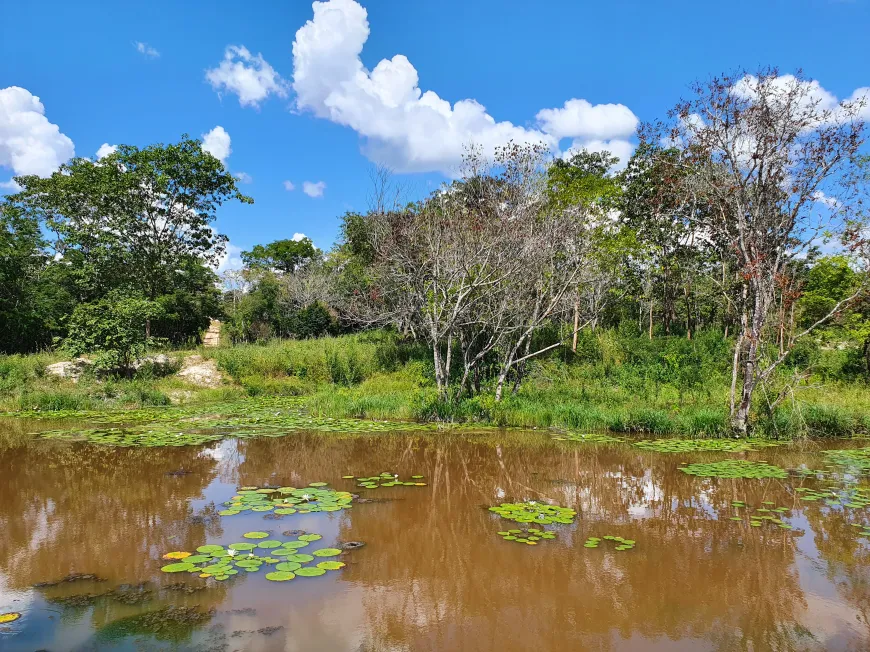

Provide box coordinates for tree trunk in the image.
[572,302,579,353]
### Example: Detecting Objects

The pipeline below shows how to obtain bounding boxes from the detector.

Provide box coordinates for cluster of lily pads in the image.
[496,528,557,545]
[348,472,426,489]
[32,397,447,448]
[583,535,635,551]
[679,460,787,479]
[219,484,353,517]
[795,486,870,508]
[823,447,870,473]
[634,438,780,453]
[552,432,623,444]
[160,532,344,582]
[488,501,577,525]
[729,501,793,529]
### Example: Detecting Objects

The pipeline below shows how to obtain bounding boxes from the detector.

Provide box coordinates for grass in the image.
[3,328,870,439]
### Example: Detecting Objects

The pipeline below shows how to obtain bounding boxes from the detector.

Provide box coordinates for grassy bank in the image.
[4,329,870,438]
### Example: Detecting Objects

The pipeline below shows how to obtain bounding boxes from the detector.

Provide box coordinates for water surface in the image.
[1,421,869,651]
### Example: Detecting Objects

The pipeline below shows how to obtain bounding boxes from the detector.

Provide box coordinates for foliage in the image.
[63,296,164,371]
[242,237,319,274]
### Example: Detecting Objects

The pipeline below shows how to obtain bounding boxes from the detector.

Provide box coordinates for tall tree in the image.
[242,237,320,274]
[644,68,868,434]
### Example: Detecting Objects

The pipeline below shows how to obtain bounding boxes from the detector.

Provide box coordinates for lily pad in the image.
[317,561,345,570]
[312,548,342,557]
[275,562,302,572]
[161,562,195,573]
[243,531,269,539]
[0,613,21,624]
[265,571,296,581]
[295,567,326,577]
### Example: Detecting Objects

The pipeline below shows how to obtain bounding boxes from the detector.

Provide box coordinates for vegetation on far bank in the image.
[4,328,870,440]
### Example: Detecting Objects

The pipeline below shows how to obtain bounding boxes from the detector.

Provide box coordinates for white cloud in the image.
[234,171,253,183]
[302,180,326,197]
[536,99,638,141]
[216,242,244,273]
[206,45,289,108]
[292,232,307,241]
[96,143,117,159]
[291,0,639,174]
[0,86,75,177]
[201,126,231,163]
[134,41,160,58]
[731,74,870,123]
[283,180,295,191]
[0,178,21,192]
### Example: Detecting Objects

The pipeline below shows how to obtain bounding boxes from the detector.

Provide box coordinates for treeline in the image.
[2,67,869,433]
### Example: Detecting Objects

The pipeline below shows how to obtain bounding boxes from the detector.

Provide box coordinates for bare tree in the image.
[645,68,868,434]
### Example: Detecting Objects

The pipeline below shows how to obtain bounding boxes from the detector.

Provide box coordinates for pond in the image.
[1,416,870,651]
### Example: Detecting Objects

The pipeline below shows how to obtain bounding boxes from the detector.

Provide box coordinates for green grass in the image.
[4,329,870,439]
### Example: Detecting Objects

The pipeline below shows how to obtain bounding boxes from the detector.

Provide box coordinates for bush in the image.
[64,297,164,371]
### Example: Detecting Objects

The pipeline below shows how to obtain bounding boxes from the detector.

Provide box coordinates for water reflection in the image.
[0,425,868,650]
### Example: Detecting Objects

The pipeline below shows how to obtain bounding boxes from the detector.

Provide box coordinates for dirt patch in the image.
[177,354,225,388]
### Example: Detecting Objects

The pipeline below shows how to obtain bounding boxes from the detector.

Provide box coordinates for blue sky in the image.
[2,0,869,270]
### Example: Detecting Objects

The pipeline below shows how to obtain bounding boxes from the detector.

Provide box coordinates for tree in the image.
[0,204,52,352]
[241,237,320,274]
[9,135,251,339]
[644,68,868,434]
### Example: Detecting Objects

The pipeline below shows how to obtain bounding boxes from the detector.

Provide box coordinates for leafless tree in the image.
[644,68,868,434]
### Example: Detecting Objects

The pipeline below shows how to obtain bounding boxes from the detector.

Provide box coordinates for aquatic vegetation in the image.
[727,504,794,530]
[32,396,446,448]
[160,535,347,583]
[633,438,781,453]
[552,432,623,444]
[583,535,635,551]
[0,612,21,624]
[795,486,870,508]
[822,447,870,473]
[162,551,192,560]
[97,606,214,643]
[679,460,787,479]
[352,472,427,489]
[496,527,557,545]
[220,485,354,516]
[488,501,577,525]
[851,523,870,539]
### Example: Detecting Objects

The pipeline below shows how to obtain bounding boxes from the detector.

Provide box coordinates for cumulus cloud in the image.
[134,41,160,58]
[731,74,870,123]
[302,180,325,197]
[283,180,295,191]
[234,171,253,183]
[292,232,307,241]
[0,86,75,177]
[96,143,117,159]
[206,45,289,108]
[201,126,231,163]
[216,242,244,273]
[0,178,21,192]
[291,0,639,174]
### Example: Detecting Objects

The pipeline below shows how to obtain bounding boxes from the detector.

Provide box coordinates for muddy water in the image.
[1,424,869,651]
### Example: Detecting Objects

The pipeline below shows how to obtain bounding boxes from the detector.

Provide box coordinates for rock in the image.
[45,358,93,382]
[177,354,225,388]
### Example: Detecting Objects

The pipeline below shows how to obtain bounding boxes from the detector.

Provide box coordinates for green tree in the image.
[9,135,251,340]
[0,204,51,352]
[241,237,320,274]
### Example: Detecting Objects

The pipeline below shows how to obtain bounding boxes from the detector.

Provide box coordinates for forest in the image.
[2,68,870,438]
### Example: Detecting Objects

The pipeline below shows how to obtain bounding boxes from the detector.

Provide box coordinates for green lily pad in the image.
[317,561,345,570]
[275,562,302,572]
[243,532,269,539]
[298,534,322,542]
[161,562,195,573]
[312,548,342,557]
[229,542,256,551]
[295,567,326,577]
[265,571,296,581]
[257,540,282,549]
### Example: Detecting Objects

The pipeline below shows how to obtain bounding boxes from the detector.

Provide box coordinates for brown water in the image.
[1,422,869,651]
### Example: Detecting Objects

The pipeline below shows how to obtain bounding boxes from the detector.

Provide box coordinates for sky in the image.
[1,0,869,272]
